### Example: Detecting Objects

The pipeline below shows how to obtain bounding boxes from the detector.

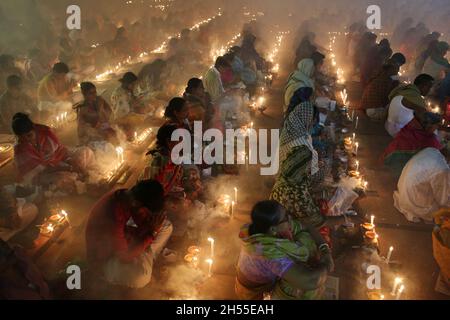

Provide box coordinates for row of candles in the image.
[95,11,223,81]
[51,111,70,129]
[362,216,405,300]
[329,30,406,300]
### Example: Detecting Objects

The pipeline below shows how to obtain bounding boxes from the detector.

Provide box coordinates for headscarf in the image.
[279,92,319,175]
[285,87,314,117]
[284,59,315,108]
[388,83,426,108]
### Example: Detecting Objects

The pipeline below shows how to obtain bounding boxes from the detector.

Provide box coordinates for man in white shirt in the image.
[385,74,434,137]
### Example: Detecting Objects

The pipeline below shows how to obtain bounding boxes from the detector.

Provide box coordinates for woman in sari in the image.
[164,97,191,132]
[236,200,333,300]
[183,78,213,126]
[142,124,183,195]
[382,112,443,177]
[12,113,94,189]
[284,59,315,113]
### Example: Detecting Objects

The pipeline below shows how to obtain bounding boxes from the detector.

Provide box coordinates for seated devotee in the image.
[235,200,333,300]
[393,147,449,223]
[75,82,117,146]
[203,57,229,104]
[271,145,325,228]
[37,62,75,118]
[414,39,439,75]
[12,113,95,189]
[352,32,377,74]
[183,78,212,125]
[284,58,315,112]
[0,239,51,299]
[85,179,173,289]
[240,32,266,71]
[0,187,38,242]
[0,75,36,132]
[382,112,443,177]
[294,33,317,68]
[229,46,257,95]
[360,39,393,87]
[164,97,191,131]
[142,124,184,195]
[360,63,400,120]
[110,72,148,139]
[137,59,167,94]
[385,74,434,137]
[422,41,450,81]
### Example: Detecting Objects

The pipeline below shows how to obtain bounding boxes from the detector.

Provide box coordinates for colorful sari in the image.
[236,220,324,300]
[382,119,443,176]
[14,124,68,183]
[271,146,325,227]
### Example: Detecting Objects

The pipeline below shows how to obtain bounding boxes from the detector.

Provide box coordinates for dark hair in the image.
[52,62,69,74]
[379,38,390,47]
[185,78,203,94]
[155,123,178,149]
[229,46,241,54]
[248,200,285,235]
[11,113,33,136]
[311,51,325,66]
[6,75,22,88]
[414,74,434,86]
[214,56,230,69]
[130,179,165,213]
[119,71,138,85]
[390,52,406,66]
[80,82,96,94]
[164,97,186,120]
[223,53,235,63]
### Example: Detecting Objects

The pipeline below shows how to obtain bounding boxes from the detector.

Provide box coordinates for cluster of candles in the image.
[343,134,368,190]
[0,143,13,154]
[133,128,153,145]
[51,112,70,128]
[217,191,237,218]
[40,209,71,236]
[184,236,216,278]
[211,32,242,63]
[105,147,125,182]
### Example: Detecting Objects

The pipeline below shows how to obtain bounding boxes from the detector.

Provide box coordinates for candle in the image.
[355,142,359,156]
[395,284,405,300]
[386,246,394,264]
[370,215,375,227]
[355,160,360,172]
[134,132,138,141]
[391,277,402,295]
[234,187,238,204]
[245,154,249,171]
[207,237,215,257]
[206,258,213,277]
[363,181,368,190]
[231,201,235,218]
[355,116,359,130]
[60,209,72,227]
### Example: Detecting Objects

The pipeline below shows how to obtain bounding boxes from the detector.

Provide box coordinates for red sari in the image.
[382,119,443,174]
[14,125,68,182]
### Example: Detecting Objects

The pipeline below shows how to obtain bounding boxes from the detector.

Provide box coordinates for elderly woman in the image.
[12,113,95,190]
[273,87,325,227]
[236,200,333,300]
[183,78,213,126]
[284,59,315,113]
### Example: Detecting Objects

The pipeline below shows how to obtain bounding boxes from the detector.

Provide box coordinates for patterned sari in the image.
[236,220,324,300]
[271,146,325,227]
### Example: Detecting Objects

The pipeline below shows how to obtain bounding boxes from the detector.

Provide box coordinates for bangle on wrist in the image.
[319,243,330,253]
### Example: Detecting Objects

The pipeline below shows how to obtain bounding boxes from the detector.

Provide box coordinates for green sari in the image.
[238,220,325,300]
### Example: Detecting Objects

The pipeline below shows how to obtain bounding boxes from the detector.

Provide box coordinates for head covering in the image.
[388,84,426,108]
[285,87,313,116]
[284,58,315,108]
